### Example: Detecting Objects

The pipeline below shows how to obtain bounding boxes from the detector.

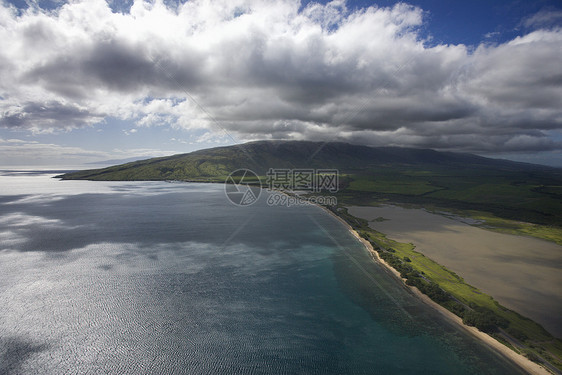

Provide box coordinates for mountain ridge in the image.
[59,140,558,181]
[58,140,562,226]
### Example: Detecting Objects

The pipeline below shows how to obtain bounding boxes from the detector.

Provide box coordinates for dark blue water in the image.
[0,172,526,374]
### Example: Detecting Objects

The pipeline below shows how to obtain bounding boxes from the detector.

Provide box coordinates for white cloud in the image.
[0,0,560,153]
[0,137,175,165]
[523,9,562,29]
[194,131,230,144]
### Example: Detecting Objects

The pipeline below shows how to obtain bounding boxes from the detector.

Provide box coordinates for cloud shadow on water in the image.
[0,336,49,375]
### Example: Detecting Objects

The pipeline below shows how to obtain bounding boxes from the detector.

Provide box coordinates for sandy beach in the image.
[348,205,562,339]
[320,205,551,375]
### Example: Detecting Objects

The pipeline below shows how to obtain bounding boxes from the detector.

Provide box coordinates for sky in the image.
[0,0,561,167]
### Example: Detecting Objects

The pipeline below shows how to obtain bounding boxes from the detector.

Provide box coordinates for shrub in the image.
[444,301,466,317]
[462,307,508,333]
[524,351,541,363]
[506,327,528,342]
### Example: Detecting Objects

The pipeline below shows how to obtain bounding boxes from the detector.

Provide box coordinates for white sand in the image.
[322,206,550,375]
[348,205,562,339]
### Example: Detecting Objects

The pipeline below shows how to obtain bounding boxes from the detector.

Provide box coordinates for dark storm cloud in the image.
[0,101,105,131]
[0,0,561,153]
[24,39,205,96]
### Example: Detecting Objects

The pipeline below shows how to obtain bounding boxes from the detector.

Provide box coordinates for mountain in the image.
[59,141,562,225]
[59,140,554,180]
[86,156,156,166]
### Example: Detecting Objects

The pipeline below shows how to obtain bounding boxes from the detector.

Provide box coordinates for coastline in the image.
[347,204,562,339]
[50,178,553,374]
[317,204,550,375]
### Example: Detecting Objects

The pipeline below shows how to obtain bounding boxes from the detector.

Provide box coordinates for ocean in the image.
[0,171,526,374]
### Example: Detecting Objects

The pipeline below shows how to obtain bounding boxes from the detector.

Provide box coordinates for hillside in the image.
[59,140,555,179]
[59,140,562,226]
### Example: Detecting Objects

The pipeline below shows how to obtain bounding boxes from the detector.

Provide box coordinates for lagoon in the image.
[348,205,562,339]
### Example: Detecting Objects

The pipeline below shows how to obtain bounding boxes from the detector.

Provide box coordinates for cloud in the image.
[523,9,562,29]
[0,0,561,153]
[0,138,174,165]
[0,101,105,132]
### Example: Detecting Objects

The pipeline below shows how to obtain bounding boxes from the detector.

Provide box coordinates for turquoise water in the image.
[0,172,526,374]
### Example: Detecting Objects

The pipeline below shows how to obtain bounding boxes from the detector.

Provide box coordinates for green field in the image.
[469,212,562,246]
[425,208,562,246]
[348,175,441,195]
[336,165,562,242]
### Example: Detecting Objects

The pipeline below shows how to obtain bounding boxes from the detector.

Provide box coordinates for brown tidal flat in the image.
[348,205,562,339]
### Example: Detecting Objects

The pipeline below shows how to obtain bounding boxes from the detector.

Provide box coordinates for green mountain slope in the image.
[59,140,555,179]
[59,140,562,226]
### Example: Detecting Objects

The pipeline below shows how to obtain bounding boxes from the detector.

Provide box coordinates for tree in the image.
[462,308,508,333]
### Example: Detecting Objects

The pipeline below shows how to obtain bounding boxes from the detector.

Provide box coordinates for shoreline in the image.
[54,179,552,373]
[347,204,562,340]
[317,204,550,375]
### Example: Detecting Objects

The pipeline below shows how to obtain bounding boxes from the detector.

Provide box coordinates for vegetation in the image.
[464,211,562,246]
[332,206,562,372]
[462,306,509,333]
[60,140,562,227]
